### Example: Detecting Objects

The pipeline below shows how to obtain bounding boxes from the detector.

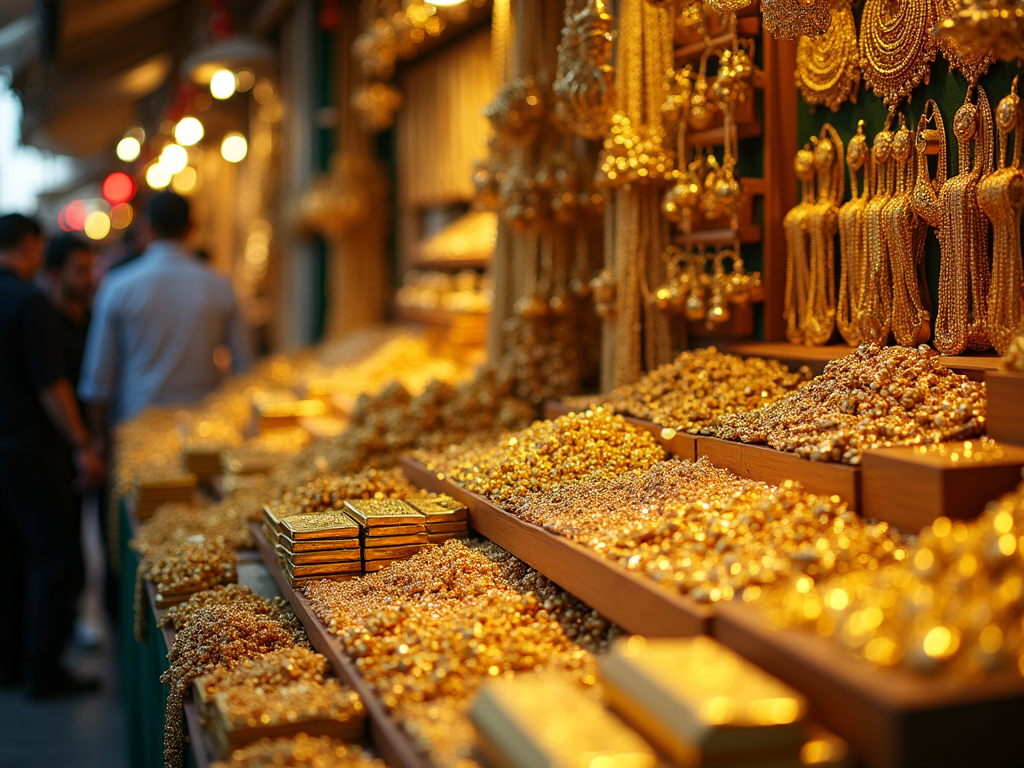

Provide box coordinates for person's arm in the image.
[78,280,119,454]
[21,296,104,489]
[39,380,104,489]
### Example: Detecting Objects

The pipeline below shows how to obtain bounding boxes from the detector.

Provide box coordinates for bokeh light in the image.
[146,163,172,189]
[210,69,236,100]
[116,136,141,162]
[174,117,205,146]
[84,210,111,240]
[220,133,248,163]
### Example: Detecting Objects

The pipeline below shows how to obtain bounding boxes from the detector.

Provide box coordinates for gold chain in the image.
[859,120,895,343]
[837,121,871,345]
[795,0,861,113]
[859,0,937,112]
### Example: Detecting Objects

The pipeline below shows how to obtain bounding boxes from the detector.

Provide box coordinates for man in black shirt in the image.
[0,214,104,697]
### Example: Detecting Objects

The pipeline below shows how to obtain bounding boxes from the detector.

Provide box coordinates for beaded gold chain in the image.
[859,122,895,344]
[783,145,817,344]
[801,125,844,345]
[979,77,1024,354]
[794,0,861,113]
[859,0,937,111]
[837,122,871,345]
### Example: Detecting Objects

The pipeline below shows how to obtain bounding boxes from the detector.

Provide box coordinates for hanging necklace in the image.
[784,146,817,344]
[859,122,896,343]
[931,87,994,354]
[979,76,1024,354]
[859,0,937,112]
[795,0,861,113]
[886,117,931,346]
[801,124,844,345]
[837,121,871,345]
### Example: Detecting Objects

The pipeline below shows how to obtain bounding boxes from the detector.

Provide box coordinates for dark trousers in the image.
[0,445,79,687]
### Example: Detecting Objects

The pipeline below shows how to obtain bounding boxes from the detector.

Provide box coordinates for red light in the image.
[64,200,87,231]
[102,172,136,204]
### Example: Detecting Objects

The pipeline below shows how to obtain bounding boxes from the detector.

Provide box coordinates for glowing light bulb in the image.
[146,163,172,190]
[210,69,237,100]
[220,133,248,163]
[84,210,111,240]
[174,117,205,146]
[116,136,141,162]
[159,143,189,174]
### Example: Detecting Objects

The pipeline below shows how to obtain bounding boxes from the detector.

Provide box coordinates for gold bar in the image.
[406,496,469,522]
[360,523,426,536]
[601,636,807,767]
[284,548,362,565]
[343,499,425,527]
[427,533,468,544]
[360,533,427,547]
[279,534,360,553]
[281,510,360,541]
[362,543,426,561]
[426,521,469,535]
[471,674,657,768]
[285,561,363,577]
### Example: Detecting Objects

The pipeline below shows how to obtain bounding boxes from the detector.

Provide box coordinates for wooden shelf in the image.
[675,16,761,63]
[399,457,711,637]
[714,600,1024,768]
[543,400,698,461]
[718,340,1000,380]
[250,523,428,768]
[411,256,491,271]
[986,370,1024,446]
[673,224,762,248]
[687,120,762,149]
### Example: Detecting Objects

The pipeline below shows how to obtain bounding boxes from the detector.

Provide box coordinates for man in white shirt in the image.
[79,192,250,444]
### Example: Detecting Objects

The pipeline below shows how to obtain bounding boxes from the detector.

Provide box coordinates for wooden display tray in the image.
[714,601,1024,768]
[696,436,861,510]
[986,370,1024,447]
[399,457,711,637]
[250,522,428,768]
[542,400,698,461]
[860,440,1024,532]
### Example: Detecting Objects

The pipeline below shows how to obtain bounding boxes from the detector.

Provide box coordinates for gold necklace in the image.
[762,0,831,40]
[932,87,994,354]
[859,123,895,343]
[979,76,1024,354]
[784,146,817,344]
[801,124,844,345]
[553,0,616,140]
[859,0,937,111]
[886,117,931,346]
[934,0,996,87]
[795,0,861,113]
[837,121,871,345]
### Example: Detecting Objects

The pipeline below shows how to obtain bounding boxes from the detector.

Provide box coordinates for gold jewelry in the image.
[795,0,861,113]
[553,0,616,140]
[859,0,937,111]
[886,117,932,347]
[979,76,1024,354]
[935,0,1024,64]
[934,0,996,87]
[801,125,844,345]
[837,121,871,345]
[859,122,895,344]
[784,146,817,344]
[761,0,832,40]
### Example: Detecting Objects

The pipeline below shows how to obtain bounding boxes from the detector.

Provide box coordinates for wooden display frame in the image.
[399,457,711,637]
[713,601,1024,768]
[860,441,1024,531]
[542,400,698,461]
[250,522,429,768]
[696,435,861,509]
[986,370,1024,446]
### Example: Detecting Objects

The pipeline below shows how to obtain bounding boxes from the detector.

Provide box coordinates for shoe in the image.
[26,667,101,699]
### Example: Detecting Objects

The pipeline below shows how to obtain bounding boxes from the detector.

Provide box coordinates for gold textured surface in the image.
[281,511,360,540]
[343,498,425,527]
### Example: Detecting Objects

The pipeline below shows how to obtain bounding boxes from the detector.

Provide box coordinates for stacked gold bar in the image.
[600,636,851,768]
[208,678,366,757]
[343,500,427,573]
[470,674,657,768]
[406,495,469,543]
[181,445,226,481]
[277,511,362,588]
[133,473,197,520]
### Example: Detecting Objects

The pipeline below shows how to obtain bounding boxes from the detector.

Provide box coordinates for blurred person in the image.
[0,213,104,698]
[46,233,104,648]
[79,192,250,450]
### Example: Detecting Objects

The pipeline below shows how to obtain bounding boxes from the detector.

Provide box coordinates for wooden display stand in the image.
[400,457,711,636]
[542,400,699,461]
[697,436,861,509]
[986,370,1024,446]
[860,441,1024,532]
[250,522,428,768]
[714,601,1024,768]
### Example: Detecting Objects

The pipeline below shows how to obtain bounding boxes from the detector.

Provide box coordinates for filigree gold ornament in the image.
[784,146,817,343]
[860,0,938,111]
[762,0,832,41]
[934,0,997,85]
[795,0,861,113]
[935,0,1024,63]
[979,77,1024,354]
[802,125,844,345]
[553,0,616,140]
[860,122,896,344]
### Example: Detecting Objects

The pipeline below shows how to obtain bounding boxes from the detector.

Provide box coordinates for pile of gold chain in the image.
[794,0,861,113]
[837,122,870,345]
[979,77,1024,354]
